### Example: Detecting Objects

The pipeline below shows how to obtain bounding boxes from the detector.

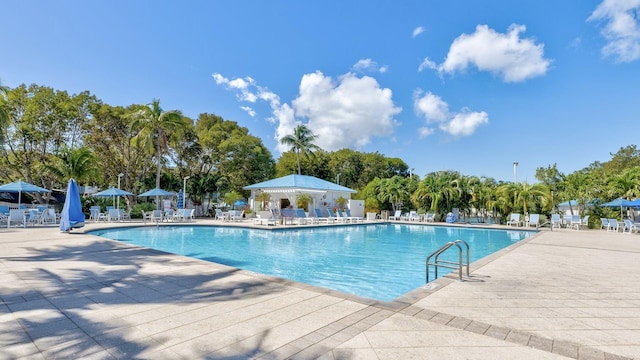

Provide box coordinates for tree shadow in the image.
[0,238,289,359]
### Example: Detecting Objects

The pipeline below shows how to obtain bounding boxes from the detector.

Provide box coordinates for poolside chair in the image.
[345,208,363,222]
[551,214,562,229]
[570,215,582,230]
[254,210,277,226]
[409,211,420,222]
[607,219,619,232]
[7,209,26,228]
[424,212,435,223]
[214,208,226,221]
[600,218,610,230]
[623,219,638,234]
[108,208,122,222]
[39,208,58,225]
[313,208,332,223]
[506,213,521,227]
[294,209,310,224]
[389,210,402,221]
[526,214,540,228]
[327,208,344,223]
[0,205,9,217]
[581,215,589,229]
[231,210,244,222]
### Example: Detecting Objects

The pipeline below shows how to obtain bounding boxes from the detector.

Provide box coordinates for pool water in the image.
[89,224,533,302]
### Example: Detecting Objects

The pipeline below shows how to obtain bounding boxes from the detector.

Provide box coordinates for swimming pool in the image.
[89,224,533,302]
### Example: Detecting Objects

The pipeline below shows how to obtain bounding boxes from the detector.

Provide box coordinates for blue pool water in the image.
[89,224,533,302]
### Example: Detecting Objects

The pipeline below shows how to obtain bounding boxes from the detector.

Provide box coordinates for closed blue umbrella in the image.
[60,178,85,231]
[0,180,51,207]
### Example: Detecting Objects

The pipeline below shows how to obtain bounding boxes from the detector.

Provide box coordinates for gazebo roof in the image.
[243,174,355,193]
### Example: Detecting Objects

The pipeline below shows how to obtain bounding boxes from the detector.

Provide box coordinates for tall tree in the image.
[130,99,185,189]
[44,145,100,184]
[0,81,10,144]
[279,124,321,175]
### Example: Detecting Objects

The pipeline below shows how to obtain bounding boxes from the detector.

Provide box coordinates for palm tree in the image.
[44,146,100,184]
[130,99,185,189]
[280,124,321,175]
[0,81,10,144]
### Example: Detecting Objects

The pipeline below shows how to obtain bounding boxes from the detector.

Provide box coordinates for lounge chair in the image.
[294,209,311,224]
[551,214,562,229]
[389,210,402,221]
[327,208,344,223]
[600,218,610,230]
[345,208,363,222]
[313,208,332,223]
[40,208,58,225]
[214,208,226,221]
[254,210,277,226]
[108,208,122,222]
[570,215,582,230]
[607,219,619,232]
[230,210,244,222]
[409,211,420,222]
[526,214,540,228]
[423,212,435,222]
[7,209,26,228]
[622,219,638,233]
[506,213,521,227]
[581,215,590,229]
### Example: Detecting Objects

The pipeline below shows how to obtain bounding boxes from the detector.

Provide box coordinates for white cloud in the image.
[352,58,388,73]
[292,71,401,151]
[418,127,435,138]
[414,91,449,122]
[588,0,640,62]
[438,24,551,82]
[212,73,258,102]
[240,106,256,117]
[439,110,489,136]
[414,90,488,137]
[413,26,425,38]
[418,57,437,72]
[212,70,401,153]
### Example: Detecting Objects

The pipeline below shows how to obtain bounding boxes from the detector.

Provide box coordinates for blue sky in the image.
[2,0,639,182]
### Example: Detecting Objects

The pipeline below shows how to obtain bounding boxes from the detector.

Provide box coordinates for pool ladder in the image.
[426,239,470,283]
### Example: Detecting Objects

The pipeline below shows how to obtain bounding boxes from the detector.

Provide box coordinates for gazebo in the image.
[243,174,358,216]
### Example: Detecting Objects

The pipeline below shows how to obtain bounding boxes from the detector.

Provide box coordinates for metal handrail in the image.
[426,239,470,283]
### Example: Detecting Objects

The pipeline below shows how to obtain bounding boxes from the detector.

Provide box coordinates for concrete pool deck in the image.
[0,220,638,359]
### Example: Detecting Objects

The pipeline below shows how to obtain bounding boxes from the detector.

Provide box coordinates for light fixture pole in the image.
[513,162,518,183]
[117,173,124,209]
[183,176,191,209]
[336,173,341,186]
[410,168,415,178]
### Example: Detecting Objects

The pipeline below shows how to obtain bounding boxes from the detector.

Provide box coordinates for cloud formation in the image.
[435,24,551,82]
[588,0,640,62]
[412,26,425,38]
[292,71,401,151]
[414,90,488,137]
[212,66,402,153]
[352,58,388,73]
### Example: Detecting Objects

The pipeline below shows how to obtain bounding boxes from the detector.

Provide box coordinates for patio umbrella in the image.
[60,178,85,231]
[93,187,133,209]
[0,180,51,207]
[600,197,633,218]
[138,188,175,210]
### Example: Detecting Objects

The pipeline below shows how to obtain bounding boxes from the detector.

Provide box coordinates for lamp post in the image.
[513,162,518,183]
[117,173,124,209]
[183,176,190,209]
[410,168,415,179]
[336,173,341,186]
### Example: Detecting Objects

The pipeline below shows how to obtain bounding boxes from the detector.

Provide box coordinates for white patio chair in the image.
[506,213,521,227]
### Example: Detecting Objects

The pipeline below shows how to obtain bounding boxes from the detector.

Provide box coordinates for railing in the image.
[426,239,470,283]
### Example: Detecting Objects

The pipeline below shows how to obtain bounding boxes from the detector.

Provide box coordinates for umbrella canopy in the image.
[0,180,51,207]
[600,197,627,207]
[93,187,133,197]
[93,187,133,209]
[138,188,175,197]
[60,178,85,231]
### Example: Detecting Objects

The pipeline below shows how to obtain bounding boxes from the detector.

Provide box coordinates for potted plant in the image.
[256,192,271,211]
[296,193,313,213]
[335,196,348,210]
